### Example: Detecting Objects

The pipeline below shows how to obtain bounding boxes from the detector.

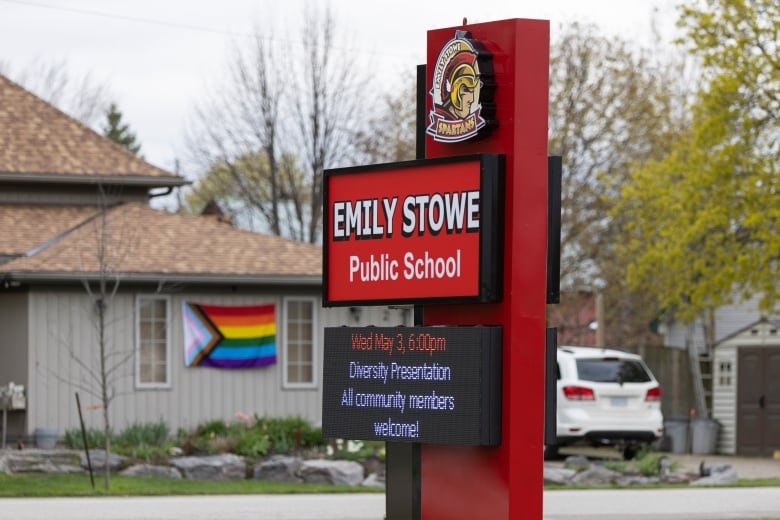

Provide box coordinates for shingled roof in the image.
[0,73,322,285]
[1,202,322,284]
[0,74,185,186]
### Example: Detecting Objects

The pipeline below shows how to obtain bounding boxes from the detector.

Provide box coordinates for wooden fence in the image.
[621,345,694,420]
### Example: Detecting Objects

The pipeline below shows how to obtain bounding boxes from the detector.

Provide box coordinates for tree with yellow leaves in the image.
[614,0,780,323]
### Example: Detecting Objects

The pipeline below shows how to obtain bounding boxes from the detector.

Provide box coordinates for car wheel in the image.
[622,445,639,460]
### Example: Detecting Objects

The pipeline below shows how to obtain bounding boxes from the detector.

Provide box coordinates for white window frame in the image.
[134,294,172,389]
[282,296,319,389]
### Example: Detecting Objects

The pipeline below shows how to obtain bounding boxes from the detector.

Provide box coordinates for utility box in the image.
[10,383,25,410]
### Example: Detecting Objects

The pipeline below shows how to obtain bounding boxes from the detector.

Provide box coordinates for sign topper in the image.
[323,154,504,306]
[426,30,496,143]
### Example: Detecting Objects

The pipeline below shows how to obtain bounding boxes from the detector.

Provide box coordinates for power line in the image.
[1,0,255,39]
[0,0,412,59]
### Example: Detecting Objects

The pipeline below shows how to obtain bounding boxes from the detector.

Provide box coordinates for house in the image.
[660,298,780,455]
[547,289,600,347]
[0,74,407,443]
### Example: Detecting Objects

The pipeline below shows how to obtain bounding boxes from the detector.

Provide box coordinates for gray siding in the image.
[24,287,409,436]
[712,345,737,454]
[0,291,30,438]
[662,296,767,350]
[0,291,29,387]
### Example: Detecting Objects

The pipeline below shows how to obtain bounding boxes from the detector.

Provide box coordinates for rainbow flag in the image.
[183,303,276,368]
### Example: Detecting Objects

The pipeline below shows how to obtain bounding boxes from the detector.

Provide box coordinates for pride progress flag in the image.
[183,303,276,368]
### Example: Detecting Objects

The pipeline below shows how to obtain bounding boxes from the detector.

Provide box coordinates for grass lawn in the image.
[0,473,383,497]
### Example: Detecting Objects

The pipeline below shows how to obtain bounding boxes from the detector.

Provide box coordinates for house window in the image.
[283,297,317,388]
[136,296,170,388]
[718,361,732,387]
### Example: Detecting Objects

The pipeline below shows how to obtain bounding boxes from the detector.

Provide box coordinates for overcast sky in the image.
[0,0,679,177]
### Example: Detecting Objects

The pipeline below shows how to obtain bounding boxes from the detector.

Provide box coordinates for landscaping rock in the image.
[570,465,621,486]
[81,450,128,472]
[362,472,385,488]
[691,463,737,486]
[616,475,659,486]
[563,455,591,471]
[2,449,83,474]
[543,466,577,485]
[170,454,246,480]
[120,464,182,479]
[252,455,303,483]
[299,459,364,486]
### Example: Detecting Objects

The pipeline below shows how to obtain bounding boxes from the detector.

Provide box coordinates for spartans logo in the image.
[427,30,495,143]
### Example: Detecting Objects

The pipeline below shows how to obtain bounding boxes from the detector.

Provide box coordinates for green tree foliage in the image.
[612,0,780,322]
[102,102,141,155]
[182,151,307,238]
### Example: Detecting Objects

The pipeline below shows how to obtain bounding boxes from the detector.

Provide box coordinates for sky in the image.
[0,0,680,179]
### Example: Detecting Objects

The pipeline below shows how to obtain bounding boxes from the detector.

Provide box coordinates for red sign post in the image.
[421,19,549,520]
[322,17,549,520]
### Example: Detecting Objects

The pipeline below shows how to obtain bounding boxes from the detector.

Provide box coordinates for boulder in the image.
[170,454,246,480]
[120,464,182,479]
[570,465,621,486]
[691,464,737,486]
[362,472,385,488]
[543,466,577,485]
[563,455,591,471]
[252,455,303,483]
[81,450,128,472]
[299,459,364,486]
[3,449,82,474]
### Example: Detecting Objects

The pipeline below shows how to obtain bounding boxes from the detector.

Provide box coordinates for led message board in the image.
[322,326,502,446]
[323,154,504,306]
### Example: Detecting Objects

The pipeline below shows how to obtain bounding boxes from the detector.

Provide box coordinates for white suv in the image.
[547,346,664,460]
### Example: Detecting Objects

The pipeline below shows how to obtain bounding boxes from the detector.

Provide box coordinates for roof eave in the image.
[0,271,323,287]
[0,172,190,187]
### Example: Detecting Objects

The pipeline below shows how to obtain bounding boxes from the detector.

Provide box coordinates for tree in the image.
[102,103,142,155]
[610,0,779,417]
[185,5,371,243]
[613,0,780,323]
[353,72,417,164]
[0,58,112,128]
[547,23,690,346]
[49,189,138,490]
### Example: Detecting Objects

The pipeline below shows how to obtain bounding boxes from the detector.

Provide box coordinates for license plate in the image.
[610,397,628,407]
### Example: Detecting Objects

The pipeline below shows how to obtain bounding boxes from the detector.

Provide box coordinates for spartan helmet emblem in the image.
[427,30,495,143]
[442,50,479,119]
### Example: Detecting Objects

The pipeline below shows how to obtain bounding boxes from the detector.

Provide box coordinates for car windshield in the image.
[575,358,651,383]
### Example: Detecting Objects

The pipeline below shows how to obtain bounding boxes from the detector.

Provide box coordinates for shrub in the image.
[64,426,109,449]
[65,421,172,462]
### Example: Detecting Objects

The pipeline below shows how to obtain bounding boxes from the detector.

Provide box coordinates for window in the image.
[718,361,732,386]
[575,358,652,383]
[283,297,317,388]
[136,296,170,388]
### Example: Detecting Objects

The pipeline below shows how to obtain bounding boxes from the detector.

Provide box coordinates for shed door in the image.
[737,346,780,456]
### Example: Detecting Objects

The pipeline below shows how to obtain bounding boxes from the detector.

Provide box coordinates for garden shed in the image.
[712,318,780,455]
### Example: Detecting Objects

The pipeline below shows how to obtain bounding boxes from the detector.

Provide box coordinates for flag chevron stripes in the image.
[183,303,222,366]
[183,302,277,368]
